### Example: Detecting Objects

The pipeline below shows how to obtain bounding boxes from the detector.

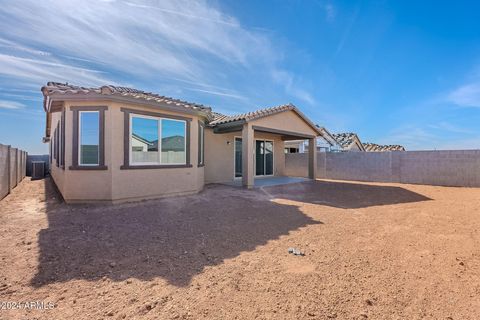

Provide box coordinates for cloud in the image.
[184,88,247,100]
[0,0,316,109]
[428,121,474,135]
[324,4,336,22]
[379,125,436,150]
[0,0,275,82]
[271,69,315,105]
[0,100,26,109]
[447,82,480,107]
[0,53,113,87]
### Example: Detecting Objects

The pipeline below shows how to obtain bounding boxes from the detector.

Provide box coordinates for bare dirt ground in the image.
[0,177,479,320]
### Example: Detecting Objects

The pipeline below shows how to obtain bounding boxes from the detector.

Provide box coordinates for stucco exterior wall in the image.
[285,150,480,187]
[49,111,66,196]
[47,102,319,202]
[204,129,285,184]
[49,100,205,203]
[250,110,318,137]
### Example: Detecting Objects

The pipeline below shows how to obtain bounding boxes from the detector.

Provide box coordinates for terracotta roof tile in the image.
[42,82,211,113]
[363,142,405,152]
[332,132,360,149]
[209,104,294,125]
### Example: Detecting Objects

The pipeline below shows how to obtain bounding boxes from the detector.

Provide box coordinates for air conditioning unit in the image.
[31,161,45,180]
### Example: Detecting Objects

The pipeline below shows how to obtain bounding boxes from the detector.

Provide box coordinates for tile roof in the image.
[363,143,405,152]
[42,82,321,136]
[332,132,361,149]
[209,104,295,125]
[42,82,211,113]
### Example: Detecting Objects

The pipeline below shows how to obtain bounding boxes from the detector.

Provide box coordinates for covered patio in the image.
[209,104,324,188]
[225,176,311,188]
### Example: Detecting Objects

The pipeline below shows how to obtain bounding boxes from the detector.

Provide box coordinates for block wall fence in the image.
[285,150,480,187]
[0,144,27,200]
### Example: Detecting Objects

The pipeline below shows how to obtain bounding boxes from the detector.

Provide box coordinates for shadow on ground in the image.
[263,180,431,209]
[32,178,322,288]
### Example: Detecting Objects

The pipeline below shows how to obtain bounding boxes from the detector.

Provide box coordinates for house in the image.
[284,127,343,153]
[363,143,405,152]
[42,82,323,203]
[331,132,365,151]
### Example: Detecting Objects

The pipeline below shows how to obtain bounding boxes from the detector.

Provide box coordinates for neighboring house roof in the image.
[332,132,365,151]
[132,134,185,152]
[209,103,323,136]
[315,126,339,147]
[363,143,405,152]
[131,133,154,147]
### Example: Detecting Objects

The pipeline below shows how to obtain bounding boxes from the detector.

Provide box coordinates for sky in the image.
[0,0,479,154]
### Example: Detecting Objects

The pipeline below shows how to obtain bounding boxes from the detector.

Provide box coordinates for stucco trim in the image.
[120,107,192,122]
[251,125,316,139]
[47,93,209,117]
[121,107,192,170]
[120,164,193,170]
[60,108,66,169]
[69,106,108,171]
[198,120,205,167]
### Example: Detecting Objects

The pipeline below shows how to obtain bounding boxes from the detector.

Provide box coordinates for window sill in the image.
[197,164,205,167]
[69,165,108,170]
[120,164,193,170]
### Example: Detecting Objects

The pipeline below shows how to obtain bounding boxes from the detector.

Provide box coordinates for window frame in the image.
[129,113,187,166]
[69,106,108,171]
[55,122,60,167]
[78,110,100,166]
[129,113,160,166]
[120,107,192,170]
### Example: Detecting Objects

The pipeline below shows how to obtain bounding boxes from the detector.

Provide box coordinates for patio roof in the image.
[210,103,323,137]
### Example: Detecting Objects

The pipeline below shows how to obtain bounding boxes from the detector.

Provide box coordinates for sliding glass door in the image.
[234,138,274,178]
[255,140,274,176]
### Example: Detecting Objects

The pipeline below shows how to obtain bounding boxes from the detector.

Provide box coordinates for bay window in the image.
[129,114,187,166]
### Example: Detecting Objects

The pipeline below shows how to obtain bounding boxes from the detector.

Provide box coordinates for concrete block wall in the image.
[9,148,17,190]
[398,150,480,187]
[285,150,480,187]
[0,144,28,201]
[0,144,9,200]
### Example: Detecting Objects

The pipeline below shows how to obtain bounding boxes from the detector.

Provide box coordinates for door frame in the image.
[254,138,274,178]
[233,137,275,179]
[233,136,242,180]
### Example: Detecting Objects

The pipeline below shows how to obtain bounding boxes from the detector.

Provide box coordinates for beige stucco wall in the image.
[49,103,318,202]
[204,129,285,184]
[49,110,66,196]
[249,110,319,137]
[49,100,205,203]
[204,110,319,184]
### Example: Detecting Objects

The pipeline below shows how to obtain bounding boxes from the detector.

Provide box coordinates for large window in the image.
[79,111,100,165]
[130,114,186,165]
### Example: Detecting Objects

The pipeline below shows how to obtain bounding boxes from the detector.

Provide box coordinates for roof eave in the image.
[45,92,211,118]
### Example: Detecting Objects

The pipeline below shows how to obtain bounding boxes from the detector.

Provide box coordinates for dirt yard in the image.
[0,178,479,320]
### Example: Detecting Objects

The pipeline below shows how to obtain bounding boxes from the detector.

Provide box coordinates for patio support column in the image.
[242,123,254,188]
[308,137,317,179]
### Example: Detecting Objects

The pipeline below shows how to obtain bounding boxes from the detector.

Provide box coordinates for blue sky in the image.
[0,0,479,154]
